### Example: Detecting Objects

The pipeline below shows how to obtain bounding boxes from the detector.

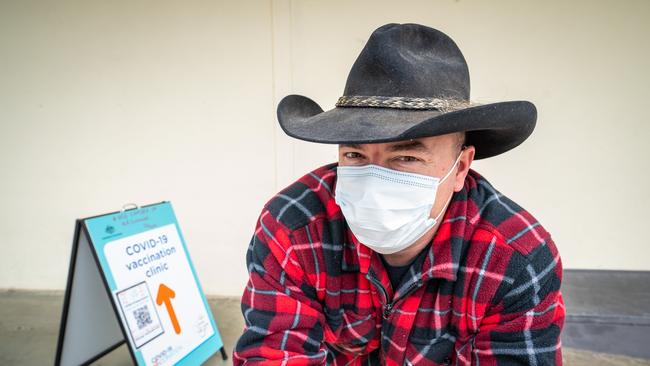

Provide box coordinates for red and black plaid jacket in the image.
[234,163,565,365]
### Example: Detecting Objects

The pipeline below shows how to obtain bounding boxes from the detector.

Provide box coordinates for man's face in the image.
[337,133,475,220]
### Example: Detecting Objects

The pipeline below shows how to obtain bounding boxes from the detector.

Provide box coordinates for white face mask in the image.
[334,149,463,254]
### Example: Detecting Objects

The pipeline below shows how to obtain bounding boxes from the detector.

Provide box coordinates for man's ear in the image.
[454,145,475,192]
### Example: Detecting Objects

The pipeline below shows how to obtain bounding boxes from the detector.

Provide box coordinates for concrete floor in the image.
[1,289,649,366]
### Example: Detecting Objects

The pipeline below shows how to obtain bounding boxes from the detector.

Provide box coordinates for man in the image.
[234,23,564,365]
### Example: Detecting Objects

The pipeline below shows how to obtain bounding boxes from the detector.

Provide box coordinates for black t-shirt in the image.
[379,242,432,291]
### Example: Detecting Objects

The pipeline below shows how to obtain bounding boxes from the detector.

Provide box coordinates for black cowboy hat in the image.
[276,23,537,160]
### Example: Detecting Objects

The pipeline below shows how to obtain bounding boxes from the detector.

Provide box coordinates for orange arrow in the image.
[156,283,181,334]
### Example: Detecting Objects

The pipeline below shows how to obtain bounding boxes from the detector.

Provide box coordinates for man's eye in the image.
[344,152,363,159]
[395,156,419,162]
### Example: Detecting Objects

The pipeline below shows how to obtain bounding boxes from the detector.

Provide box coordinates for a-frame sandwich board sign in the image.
[55,202,226,366]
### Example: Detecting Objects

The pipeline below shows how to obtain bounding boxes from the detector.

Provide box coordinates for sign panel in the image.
[55,202,225,366]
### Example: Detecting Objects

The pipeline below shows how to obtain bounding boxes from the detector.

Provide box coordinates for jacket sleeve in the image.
[471,237,566,365]
[233,208,328,365]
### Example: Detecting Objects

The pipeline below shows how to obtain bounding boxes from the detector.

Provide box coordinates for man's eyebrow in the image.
[339,143,363,150]
[339,141,431,153]
[387,140,430,153]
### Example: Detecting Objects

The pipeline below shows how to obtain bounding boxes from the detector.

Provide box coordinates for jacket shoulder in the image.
[466,171,563,314]
[468,170,555,259]
[263,162,339,231]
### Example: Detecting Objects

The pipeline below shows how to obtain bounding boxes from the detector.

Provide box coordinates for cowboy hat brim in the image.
[277,94,537,160]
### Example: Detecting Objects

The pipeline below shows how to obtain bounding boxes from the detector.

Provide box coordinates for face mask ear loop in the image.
[431,184,456,223]
[430,147,465,223]
[439,148,465,184]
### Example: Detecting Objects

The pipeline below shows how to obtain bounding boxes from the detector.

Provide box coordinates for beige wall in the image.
[1,0,648,296]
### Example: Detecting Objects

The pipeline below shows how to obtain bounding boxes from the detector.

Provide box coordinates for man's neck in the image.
[380,221,441,266]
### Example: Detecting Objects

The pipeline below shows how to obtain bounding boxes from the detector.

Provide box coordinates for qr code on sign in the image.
[133,305,153,330]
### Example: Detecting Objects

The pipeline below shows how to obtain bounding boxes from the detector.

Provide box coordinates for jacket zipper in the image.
[367,274,424,320]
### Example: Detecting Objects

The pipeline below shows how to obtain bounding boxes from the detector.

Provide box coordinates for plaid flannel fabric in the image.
[234,163,565,365]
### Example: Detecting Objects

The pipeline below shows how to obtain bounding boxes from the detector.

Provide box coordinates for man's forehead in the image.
[339,137,446,153]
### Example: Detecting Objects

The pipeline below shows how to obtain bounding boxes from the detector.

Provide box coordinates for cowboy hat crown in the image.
[343,23,469,101]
